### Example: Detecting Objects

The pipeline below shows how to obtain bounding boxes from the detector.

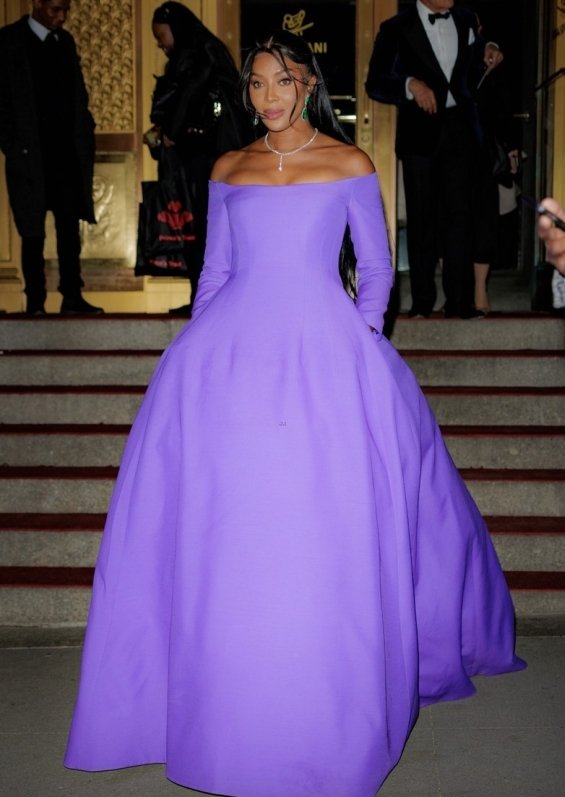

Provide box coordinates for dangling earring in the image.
[253,112,259,127]
[302,94,310,121]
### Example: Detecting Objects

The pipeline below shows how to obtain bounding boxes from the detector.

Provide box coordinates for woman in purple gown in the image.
[65,31,525,796]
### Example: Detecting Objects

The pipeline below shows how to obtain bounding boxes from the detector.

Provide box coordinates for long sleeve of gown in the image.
[191,183,232,322]
[347,174,394,332]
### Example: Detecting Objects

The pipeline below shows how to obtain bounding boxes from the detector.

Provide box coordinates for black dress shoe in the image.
[460,307,485,320]
[168,303,192,316]
[25,304,47,316]
[407,308,431,318]
[61,296,104,315]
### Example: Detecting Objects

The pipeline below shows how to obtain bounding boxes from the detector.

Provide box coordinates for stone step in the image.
[0,531,101,567]
[1,386,563,426]
[1,516,562,631]
[1,313,562,636]
[0,470,115,514]
[0,426,129,467]
[1,572,564,632]
[1,314,564,352]
[2,425,565,469]
[0,467,563,517]
[1,520,562,570]
[0,388,144,425]
[0,315,185,351]
[390,315,565,351]
[442,427,565,469]
[1,348,563,387]
[1,513,559,534]
[462,469,565,518]
[403,351,565,387]
[425,388,565,426]
[0,351,160,386]
[0,586,92,627]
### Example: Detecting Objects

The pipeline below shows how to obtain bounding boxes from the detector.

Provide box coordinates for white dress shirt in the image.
[406,1,476,107]
[28,16,57,42]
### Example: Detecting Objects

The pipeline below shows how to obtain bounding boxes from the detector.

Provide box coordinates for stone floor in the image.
[0,636,563,796]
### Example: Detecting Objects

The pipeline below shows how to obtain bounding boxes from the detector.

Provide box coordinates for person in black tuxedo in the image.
[0,0,102,316]
[365,0,502,318]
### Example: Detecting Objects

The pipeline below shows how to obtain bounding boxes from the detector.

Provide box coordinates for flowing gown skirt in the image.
[65,177,525,797]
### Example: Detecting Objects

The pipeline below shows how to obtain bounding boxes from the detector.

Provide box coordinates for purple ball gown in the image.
[65,174,525,796]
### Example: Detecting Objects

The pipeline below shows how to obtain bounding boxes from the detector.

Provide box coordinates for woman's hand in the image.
[143,125,161,148]
[538,198,565,276]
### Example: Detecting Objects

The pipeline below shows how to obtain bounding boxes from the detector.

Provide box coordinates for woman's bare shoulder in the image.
[332,142,375,177]
[211,142,265,183]
[315,136,375,179]
[211,150,244,183]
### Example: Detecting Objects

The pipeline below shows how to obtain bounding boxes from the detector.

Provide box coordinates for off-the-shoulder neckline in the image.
[210,172,376,188]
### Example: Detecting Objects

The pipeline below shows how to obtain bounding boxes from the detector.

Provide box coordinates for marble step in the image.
[1,348,564,387]
[1,386,564,426]
[0,467,563,517]
[1,314,564,352]
[1,425,564,469]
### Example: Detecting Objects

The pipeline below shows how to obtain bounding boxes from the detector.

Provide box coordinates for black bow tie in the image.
[428,11,451,24]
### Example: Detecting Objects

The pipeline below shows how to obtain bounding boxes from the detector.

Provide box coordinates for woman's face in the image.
[248,51,315,131]
[153,23,175,56]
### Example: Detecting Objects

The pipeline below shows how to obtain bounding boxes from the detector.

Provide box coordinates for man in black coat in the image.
[366,0,502,318]
[0,0,102,315]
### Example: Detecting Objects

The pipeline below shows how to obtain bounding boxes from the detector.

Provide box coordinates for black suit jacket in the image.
[0,16,96,236]
[365,5,484,158]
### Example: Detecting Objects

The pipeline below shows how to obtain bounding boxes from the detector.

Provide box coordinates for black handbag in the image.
[135,148,198,277]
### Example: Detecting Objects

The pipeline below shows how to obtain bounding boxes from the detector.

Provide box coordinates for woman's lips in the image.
[263,110,284,120]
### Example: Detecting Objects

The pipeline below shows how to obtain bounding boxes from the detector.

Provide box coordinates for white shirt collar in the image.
[417,1,450,29]
[28,15,55,42]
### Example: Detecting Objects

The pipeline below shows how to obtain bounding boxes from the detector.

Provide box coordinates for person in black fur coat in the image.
[145,1,253,315]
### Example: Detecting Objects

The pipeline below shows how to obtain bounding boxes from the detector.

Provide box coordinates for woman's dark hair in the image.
[152,1,230,60]
[240,31,356,293]
[240,30,349,144]
[152,2,206,49]
[152,1,241,109]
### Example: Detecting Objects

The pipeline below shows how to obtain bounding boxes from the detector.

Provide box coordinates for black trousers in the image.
[401,108,476,316]
[21,175,84,307]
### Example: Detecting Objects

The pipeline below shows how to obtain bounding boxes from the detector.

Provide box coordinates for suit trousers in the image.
[401,108,476,316]
[21,173,84,307]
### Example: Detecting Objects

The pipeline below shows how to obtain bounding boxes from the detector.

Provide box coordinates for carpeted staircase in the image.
[0,313,564,643]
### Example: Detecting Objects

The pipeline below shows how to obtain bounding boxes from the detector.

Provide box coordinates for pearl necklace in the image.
[264,128,319,172]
